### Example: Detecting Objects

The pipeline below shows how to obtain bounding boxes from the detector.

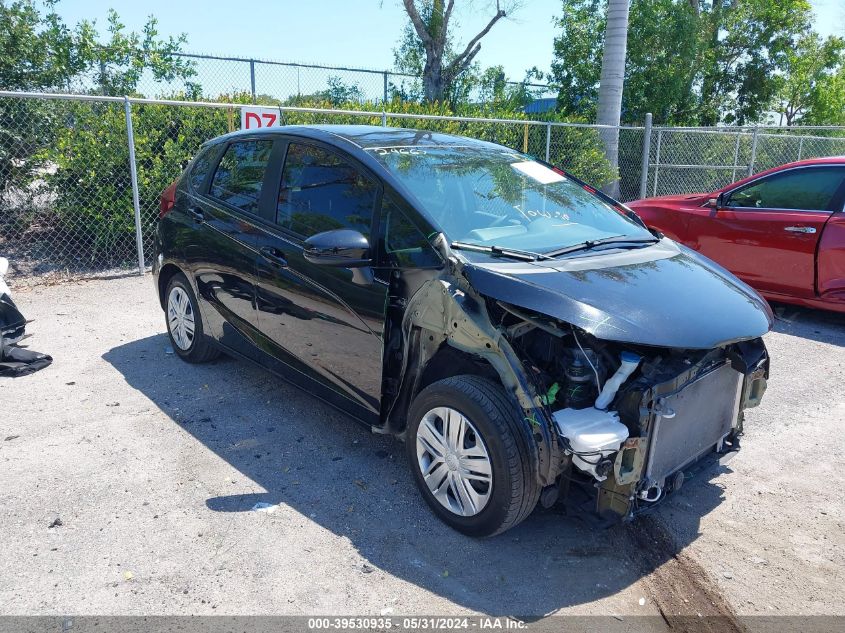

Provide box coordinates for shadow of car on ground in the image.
[769,302,845,347]
[103,334,732,617]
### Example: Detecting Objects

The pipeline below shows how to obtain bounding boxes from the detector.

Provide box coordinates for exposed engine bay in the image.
[379,233,772,525]
[492,300,769,521]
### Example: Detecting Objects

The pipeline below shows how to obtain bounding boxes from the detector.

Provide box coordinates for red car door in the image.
[687,165,845,298]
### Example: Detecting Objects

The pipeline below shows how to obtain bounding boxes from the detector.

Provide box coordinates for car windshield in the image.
[369,145,652,254]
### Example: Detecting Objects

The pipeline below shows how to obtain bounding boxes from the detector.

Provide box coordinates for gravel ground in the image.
[0,275,842,622]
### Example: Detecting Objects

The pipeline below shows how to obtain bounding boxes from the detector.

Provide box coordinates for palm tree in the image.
[596,0,630,198]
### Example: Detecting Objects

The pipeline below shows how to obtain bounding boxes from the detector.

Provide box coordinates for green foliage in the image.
[551,0,839,126]
[477,66,546,112]
[0,0,197,255]
[88,9,196,97]
[28,91,614,266]
[774,34,845,125]
[393,1,480,108]
[551,0,605,121]
[282,98,615,186]
[394,0,514,105]
[802,65,845,126]
[0,0,195,95]
[43,97,231,265]
[0,0,91,91]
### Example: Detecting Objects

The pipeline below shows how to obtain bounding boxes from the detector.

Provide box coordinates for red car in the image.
[628,157,845,314]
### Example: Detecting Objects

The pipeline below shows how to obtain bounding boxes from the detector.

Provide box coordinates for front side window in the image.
[276,143,378,238]
[381,196,441,268]
[368,145,652,254]
[209,140,274,214]
[727,167,844,211]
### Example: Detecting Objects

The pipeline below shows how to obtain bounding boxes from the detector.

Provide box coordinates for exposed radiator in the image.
[644,362,744,485]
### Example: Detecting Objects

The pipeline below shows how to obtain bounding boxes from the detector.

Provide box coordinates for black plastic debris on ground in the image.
[1,292,52,377]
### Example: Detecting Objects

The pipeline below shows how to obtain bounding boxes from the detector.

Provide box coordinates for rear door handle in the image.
[784,226,816,234]
[188,208,205,223]
[260,246,288,268]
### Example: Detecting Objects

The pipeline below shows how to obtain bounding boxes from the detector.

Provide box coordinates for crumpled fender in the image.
[399,275,562,486]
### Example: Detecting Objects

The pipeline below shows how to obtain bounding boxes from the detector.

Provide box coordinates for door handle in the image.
[188,208,205,223]
[784,226,816,234]
[260,246,288,268]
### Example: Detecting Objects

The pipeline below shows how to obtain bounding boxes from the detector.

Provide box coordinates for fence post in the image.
[748,127,759,177]
[383,71,389,104]
[123,97,145,276]
[639,113,652,199]
[381,110,387,127]
[545,122,552,162]
[249,59,256,101]
[731,131,741,181]
[652,129,663,197]
[797,135,804,161]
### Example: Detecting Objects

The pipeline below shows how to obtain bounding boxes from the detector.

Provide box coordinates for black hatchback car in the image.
[154,125,772,536]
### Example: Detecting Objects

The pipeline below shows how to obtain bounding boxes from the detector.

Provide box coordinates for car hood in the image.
[461,239,773,349]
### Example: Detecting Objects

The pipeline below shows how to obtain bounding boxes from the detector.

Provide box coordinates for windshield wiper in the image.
[544,235,660,258]
[450,241,551,262]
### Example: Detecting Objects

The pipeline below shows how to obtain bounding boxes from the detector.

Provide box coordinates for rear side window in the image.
[276,143,378,238]
[209,140,274,214]
[727,167,845,211]
[189,146,217,192]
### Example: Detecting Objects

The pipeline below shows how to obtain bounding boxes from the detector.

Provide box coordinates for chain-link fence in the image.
[69,52,559,105]
[2,91,845,287]
[644,125,845,197]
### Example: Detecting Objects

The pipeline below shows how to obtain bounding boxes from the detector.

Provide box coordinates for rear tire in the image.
[406,375,540,537]
[164,273,220,364]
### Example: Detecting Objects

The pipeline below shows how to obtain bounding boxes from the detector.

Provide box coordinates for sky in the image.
[53,0,845,83]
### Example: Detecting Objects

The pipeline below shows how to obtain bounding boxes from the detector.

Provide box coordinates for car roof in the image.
[206,124,498,151]
[774,156,845,168]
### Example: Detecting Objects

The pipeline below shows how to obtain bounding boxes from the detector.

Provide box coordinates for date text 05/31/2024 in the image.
[307,617,529,630]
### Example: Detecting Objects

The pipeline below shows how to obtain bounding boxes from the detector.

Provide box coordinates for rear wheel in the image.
[165,273,219,363]
[406,375,540,537]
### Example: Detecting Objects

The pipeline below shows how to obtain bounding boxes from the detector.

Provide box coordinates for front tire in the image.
[164,273,220,364]
[406,375,540,537]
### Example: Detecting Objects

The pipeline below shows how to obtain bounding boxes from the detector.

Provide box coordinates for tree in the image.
[697,0,814,125]
[595,0,629,197]
[319,76,365,106]
[802,64,845,125]
[399,0,516,103]
[477,65,545,110]
[0,0,196,260]
[551,0,700,125]
[774,34,845,125]
[89,9,196,97]
[0,0,195,95]
[550,0,605,121]
[0,0,92,91]
[551,0,824,126]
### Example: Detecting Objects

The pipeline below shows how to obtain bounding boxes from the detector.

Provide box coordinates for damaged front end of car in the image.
[488,301,769,521]
[378,236,771,524]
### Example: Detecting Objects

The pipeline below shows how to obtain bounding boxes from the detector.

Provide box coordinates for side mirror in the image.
[708,193,726,209]
[303,229,372,267]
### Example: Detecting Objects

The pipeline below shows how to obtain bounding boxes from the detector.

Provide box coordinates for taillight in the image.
[159,180,178,218]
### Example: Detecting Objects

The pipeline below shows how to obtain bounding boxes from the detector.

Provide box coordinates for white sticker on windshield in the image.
[510,161,566,184]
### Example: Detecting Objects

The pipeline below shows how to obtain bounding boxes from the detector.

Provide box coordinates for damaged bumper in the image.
[594,340,768,520]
